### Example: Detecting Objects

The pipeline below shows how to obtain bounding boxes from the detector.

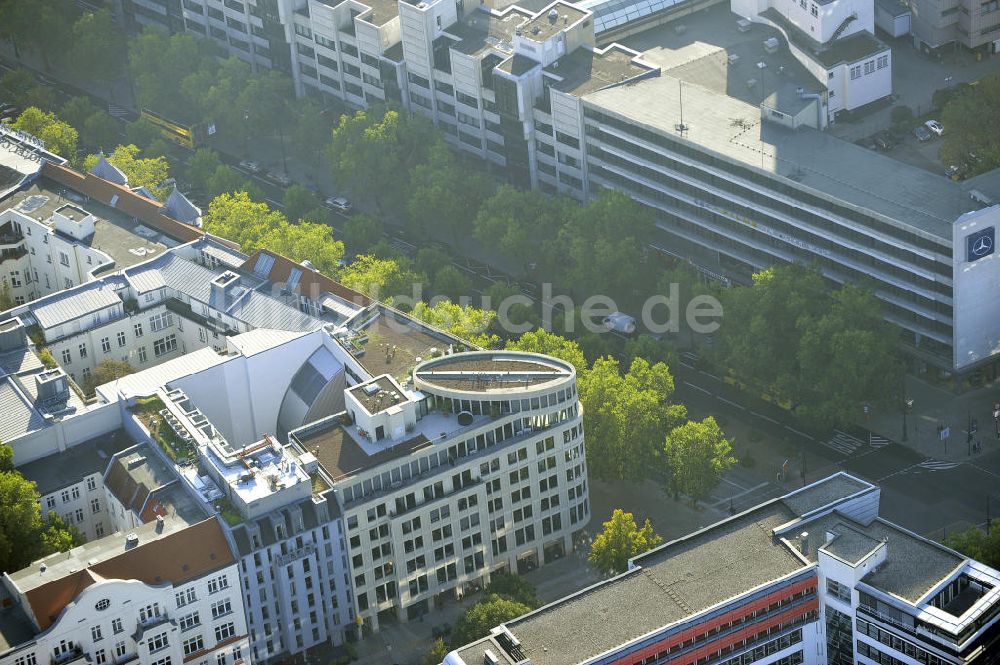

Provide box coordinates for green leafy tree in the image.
[1,68,59,111]
[484,282,539,335]
[560,190,654,303]
[578,357,686,482]
[588,508,663,576]
[944,521,1000,570]
[663,417,735,503]
[128,29,219,120]
[344,214,383,254]
[68,10,126,97]
[432,265,472,302]
[203,192,344,273]
[451,595,533,646]
[714,264,828,407]
[796,285,902,428]
[420,638,450,665]
[60,96,99,131]
[0,282,13,312]
[259,222,345,277]
[289,97,332,166]
[125,118,163,151]
[83,112,121,152]
[411,300,499,348]
[483,571,540,609]
[941,72,1000,175]
[84,359,136,395]
[506,330,587,375]
[84,145,171,200]
[624,335,675,368]
[237,70,295,140]
[0,447,83,574]
[185,148,222,190]
[338,254,423,302]
[407,143,492,240]
[0,0,70,67]
[329,107,438,214]
[283,184,321,223]
[474,185,568,275]
[206,165,263,201]
[12,107,78,158]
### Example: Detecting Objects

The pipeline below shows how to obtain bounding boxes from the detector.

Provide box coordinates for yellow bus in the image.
[140,109,204,149]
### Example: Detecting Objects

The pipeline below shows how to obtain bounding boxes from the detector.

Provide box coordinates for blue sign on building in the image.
[967,227,995,262]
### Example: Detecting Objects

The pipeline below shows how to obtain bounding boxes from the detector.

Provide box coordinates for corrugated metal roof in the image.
[227,329,308,356]
[0,379,44,441]
[127,269,166,294]
[229,290,325,332]
[198,240,247,269]
[128,253,217,303]
[96,347,227,401]
[33,284,122,330]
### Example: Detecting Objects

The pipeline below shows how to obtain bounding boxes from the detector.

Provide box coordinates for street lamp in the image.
[902,397,913,442]
[242,109,250,158]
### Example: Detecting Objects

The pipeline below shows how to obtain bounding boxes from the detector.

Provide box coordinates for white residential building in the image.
[0,517,251,665]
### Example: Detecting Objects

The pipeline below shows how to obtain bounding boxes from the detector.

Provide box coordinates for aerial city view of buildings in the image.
[1,0,1000,663]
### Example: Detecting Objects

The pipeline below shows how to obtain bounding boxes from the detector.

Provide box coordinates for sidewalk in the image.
[866,374,1000,462]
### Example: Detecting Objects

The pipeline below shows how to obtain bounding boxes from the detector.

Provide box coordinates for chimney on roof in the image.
[156,515,165,532]
[125,533,139,549]
[0,317,27,353]
[210,271,241,309]
[800,531,810,555]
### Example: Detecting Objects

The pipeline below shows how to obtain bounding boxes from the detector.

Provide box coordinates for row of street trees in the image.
[712,264,903,430]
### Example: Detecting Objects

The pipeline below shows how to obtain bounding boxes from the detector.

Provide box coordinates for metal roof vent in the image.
[548,8,558,21]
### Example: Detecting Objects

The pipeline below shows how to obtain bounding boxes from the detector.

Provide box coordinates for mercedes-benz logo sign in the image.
[973,235,994,257]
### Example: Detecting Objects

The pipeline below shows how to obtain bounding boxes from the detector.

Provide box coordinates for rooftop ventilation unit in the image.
[362,383,380,396]
[125,533,139,549]
[35,369,70,405]
[484,651,500,665]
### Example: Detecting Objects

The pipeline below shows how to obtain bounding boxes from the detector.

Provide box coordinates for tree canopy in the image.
[940,72,1000,176]
[663,417,736,502]
[0,443,83,574]
[12,107,78,158]
[506,330,588,375]
[84,145,171,200]
[84,360,136,395]
[450,594,534,646]
[713,264,901,428]
[67,9,126,94]
[944,521,1000,570]
[578,356,686,482]
[338,255,422,302]
[203,192,345,275]
[410,300,498,349]
[483,571,540,609]
[588,508,663,576]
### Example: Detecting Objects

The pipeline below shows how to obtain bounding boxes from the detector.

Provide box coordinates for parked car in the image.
[925,119,944,136]
[324,196,352,213]
[602,311,637,335]
[913,125,932,142]
[944,165,961,179]
[238,159,262,173]
[873,132,893,151]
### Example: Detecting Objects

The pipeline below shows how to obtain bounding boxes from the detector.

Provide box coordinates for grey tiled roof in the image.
[163,188,202,226]
[89,156,128,186]
[0,379,45,442]
[32,283,121,330]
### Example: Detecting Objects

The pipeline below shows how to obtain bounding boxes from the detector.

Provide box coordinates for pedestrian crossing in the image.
[918,459,960,472]
[107,103,130,119]
[822,430,865,456]
[869,433,891,448]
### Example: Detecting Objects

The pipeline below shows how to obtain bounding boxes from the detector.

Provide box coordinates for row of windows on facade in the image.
[848,54,890,80]
[341,405,580,507]
[581,107,948,256]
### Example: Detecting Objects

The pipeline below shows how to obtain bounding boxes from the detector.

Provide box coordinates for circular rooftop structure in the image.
[412,351,575,398]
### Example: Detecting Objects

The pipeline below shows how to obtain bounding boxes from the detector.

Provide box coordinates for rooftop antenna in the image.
[675,80,688,134]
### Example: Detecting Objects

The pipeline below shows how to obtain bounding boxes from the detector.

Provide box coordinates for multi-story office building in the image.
[110,0,1000,376]
[1,149,589,661]
[907,0,1000,53]
[0,517,252,665]
[289,347,586,631]
[447,472,1000,665]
